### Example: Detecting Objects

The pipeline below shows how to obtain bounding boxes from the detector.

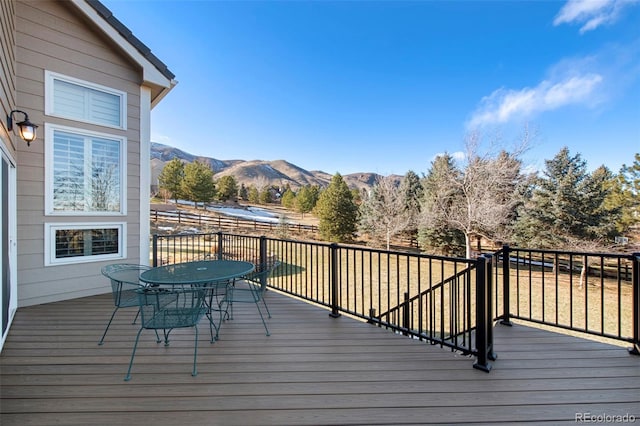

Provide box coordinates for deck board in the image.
[1,290,639,425]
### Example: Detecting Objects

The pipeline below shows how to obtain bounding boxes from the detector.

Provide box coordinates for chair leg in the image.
[261,298,272,319]
[132,308,141,324]
[98,307,119,345]
[254,303,270,336]
[192,326,199,377]
[124,327,144,381]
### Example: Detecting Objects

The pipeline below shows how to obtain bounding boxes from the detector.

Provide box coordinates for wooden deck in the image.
[1,289,639,425]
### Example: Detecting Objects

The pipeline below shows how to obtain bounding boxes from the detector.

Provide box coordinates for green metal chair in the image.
[99,264,152,345]
[125,283,209,381]
[228,261,281,336]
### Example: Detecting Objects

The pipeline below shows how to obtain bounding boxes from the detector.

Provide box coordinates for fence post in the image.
[151,234,158,267]
[629,253,640,356]
[329,243,341,318]
[500,244,512,326]
[473,256,492,372]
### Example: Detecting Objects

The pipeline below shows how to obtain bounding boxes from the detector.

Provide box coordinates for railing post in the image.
[259,236,267,266]
[629,253,640,356]
[500,244,512,326]
[402,292,410,335]
[368,307,378,325]
[329,243,341,318]
[473,256,492,372]
[485,254,497,361]
[151,234,158,267]
[216,232,224,260]
[258,235,268,287]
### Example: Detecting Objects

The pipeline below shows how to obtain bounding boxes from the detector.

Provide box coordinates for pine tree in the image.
[238,183,248,201]
[315,173,358,243]
[514,147,618,248]
[417,154,465,255]
[606,153,640,234]
[281,188,296,209]
[259,187,273,204]
[216,175,238,202]
[158,158,184,204]
[399,170,423,236]
[296,185,319,218]
[181,161,216,209]
[247,186,259,204]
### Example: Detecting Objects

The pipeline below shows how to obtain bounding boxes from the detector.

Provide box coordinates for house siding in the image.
[1,0,17,156]
[15,0,145,306]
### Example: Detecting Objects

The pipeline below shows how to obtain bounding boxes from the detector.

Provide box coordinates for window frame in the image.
[44,222,127,266]
[45,71,127,130]
[45,123,127,216]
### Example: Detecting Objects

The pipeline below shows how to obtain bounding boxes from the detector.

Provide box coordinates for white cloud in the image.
[468,73,603,128]
[432,151,465,163]
[553,0,639,33]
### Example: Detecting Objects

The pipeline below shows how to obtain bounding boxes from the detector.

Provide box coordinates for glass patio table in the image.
[139,260,255,341]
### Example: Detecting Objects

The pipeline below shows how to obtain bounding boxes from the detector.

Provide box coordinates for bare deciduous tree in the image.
[419,128,529,258]
[359,175,412,250]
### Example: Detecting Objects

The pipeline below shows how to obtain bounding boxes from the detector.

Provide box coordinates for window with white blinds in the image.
[44,223,126,266]
[45,71,127,129]
[45,124,126,215]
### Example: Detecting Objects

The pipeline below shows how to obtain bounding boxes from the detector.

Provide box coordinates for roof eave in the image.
[69,0,177,103]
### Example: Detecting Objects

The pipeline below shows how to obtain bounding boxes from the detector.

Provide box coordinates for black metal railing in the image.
[151,232,495,370]
[492,245,639,353]
[151,232,640,370]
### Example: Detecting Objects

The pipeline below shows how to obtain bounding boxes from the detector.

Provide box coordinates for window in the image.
[45,71,127,129]
[45,223,126,266]
[45,124,126,215]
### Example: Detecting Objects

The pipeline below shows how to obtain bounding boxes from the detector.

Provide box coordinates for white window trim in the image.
[45,70,127,130]
[45,123,127,216]
[44,222,127,266]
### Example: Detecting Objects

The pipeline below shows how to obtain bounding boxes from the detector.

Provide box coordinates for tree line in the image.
[157,144,639,257]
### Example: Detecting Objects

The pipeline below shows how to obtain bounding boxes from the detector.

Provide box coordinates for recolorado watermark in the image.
[575,412,636,423]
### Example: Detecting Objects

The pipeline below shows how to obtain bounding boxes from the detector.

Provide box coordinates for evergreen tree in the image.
[399,170,423,237]
[158,158,184,204]
[216,175,238,202]
[315,173,358,242]
[259,187,273,204]
[417,154,465,255]
[247,186,259,204]
[281,188,296,209]
[296,185,319,218]
[181,161,216,209]
[238,183,248,201]
[606,153,640,234]
[513,147,617,248]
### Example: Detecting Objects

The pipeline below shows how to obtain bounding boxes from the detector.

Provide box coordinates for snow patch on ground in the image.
[207,205,290,224]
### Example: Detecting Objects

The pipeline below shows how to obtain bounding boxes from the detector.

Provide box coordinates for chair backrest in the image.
[136,284,208,330]
[244,260,281,294]
[101,264,151,308]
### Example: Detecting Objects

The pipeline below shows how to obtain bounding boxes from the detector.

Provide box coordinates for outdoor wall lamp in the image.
[7,109,38,146]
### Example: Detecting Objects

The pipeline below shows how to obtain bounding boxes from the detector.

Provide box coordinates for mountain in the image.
[150,142,401,191]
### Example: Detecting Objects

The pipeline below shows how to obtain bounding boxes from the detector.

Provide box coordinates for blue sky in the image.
[102,0,640,176]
